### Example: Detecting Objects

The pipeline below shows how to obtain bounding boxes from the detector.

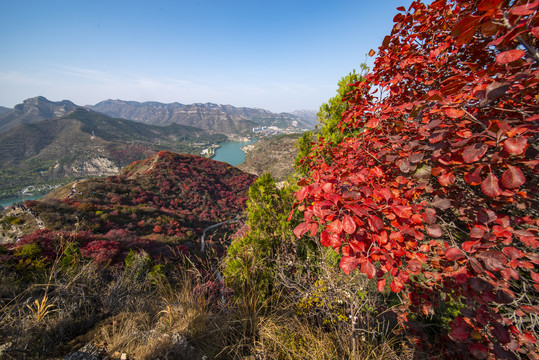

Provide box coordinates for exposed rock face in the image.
[90,100,312,135]
[237,133,301,182]
[69,157,120,175]
[0,96,78,133]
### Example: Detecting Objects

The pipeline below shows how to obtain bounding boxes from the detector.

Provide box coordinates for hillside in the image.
[0,151,258,358]
[0,96,78,133]
[1,151,256,247]
[238,133,301,182]
[90,99,313,135]
[0,108,226,199]
[290,109,317,127]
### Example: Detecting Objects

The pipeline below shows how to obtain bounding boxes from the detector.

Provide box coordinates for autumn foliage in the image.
[7,151,256,264]
[294,0,538,358]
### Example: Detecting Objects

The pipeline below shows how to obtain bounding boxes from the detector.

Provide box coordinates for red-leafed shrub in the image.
[294,0,538,358]
[104,228,136,242]
[80,240,121,264]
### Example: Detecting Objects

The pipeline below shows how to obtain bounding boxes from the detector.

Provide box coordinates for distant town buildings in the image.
[252,125,308,137]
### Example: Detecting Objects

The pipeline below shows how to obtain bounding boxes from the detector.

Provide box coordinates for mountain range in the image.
[89,99,315,135]
[0,96,316,135]
[0,107,226,199]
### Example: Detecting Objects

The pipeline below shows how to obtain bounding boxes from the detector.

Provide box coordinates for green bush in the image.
[15,243,41,259]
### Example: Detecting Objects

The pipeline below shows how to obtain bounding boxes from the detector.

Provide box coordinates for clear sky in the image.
[0,0,415,113]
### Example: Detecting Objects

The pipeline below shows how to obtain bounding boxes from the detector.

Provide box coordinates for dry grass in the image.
[0,243,411,360]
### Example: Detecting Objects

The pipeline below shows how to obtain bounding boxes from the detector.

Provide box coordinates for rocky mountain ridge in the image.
[0,150,256,247]
[0,96,78,133]
[89,99,314,135]
[0,106,11,116]
[0,96,315,136]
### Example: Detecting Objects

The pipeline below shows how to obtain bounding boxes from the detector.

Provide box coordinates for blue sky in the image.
[0,1,415,113]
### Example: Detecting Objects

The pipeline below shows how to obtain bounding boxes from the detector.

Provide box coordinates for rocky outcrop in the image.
[237,133,301,182]
[0,96,78,133]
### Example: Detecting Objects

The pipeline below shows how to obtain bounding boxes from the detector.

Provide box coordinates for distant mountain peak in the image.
[0,96,79,133]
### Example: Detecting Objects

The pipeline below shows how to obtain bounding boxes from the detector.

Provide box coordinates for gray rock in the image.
[64,343,108,360]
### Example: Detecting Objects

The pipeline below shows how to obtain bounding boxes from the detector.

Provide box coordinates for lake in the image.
[212,140,256,166]
[0,142,254,208]
[0,194,44,208]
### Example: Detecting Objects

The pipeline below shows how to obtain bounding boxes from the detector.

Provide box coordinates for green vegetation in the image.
[296,66,368,175]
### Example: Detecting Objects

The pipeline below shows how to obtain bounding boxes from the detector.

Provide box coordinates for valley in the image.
[0,96,313,201]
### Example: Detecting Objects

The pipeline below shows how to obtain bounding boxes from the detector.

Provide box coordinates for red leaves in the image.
[452,16,480,44]
[360,260,376,279]
[426,225,443,238]
[477,0,502,11]
[481,173,502,197]
[469,343,489,360]
[368,214,384,232]
[292,0,539,357]
[296,186,309,202]
[438,172,456,187]
[327,219,343,234]
[496,49,525,64]
[492,322,511,344]
[407,259,422,275]
[462,143,488,163]
[321,230,341,249]
[377,278,386,292]
[342,214,356,234]
[511,0,539,15]
[444,107,465,118]
[477,250,507,272]
[501,165,525,189]
[390,277,404,293]
[392,205,412,219]
[503,137,527,155]
[340,255,359,275]
[446,247,466,261]
[465,166,484,185]
[449,317,470,341]
[293,222,311,238]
